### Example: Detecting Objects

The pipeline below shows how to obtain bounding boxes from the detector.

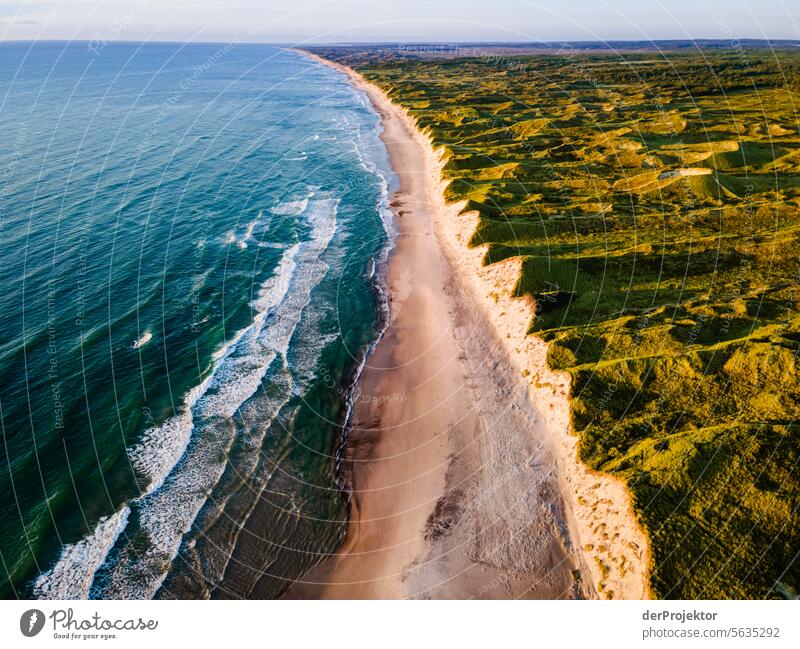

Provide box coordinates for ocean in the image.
[0,41,395,599]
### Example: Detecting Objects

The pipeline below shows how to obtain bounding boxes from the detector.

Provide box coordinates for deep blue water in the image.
[0,41,395,599]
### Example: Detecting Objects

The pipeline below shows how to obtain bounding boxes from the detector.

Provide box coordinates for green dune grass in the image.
[314,47,800,599]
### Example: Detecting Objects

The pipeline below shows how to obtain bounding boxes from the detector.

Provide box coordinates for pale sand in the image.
[289,51,650,600]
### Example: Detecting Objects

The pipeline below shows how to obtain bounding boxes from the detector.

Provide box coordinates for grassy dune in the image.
[315,47,800,599]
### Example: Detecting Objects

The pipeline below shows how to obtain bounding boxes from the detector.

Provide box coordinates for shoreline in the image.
[290,50,649,600]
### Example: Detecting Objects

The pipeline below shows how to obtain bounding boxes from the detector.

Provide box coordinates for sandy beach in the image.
[289,51,649,600]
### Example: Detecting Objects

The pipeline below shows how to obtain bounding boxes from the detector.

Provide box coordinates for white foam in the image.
[132,331,152,349]
[127,237,302,494]
[270,197,308,216]
[128,304,283,494]
[350,127,397,244]
[344,97,397,244]
[271,186,317,217]
[235,210,265,249]
[195,243,300,419]
[196,200,337,419]
[31,80,392,599]
[32,507,130,599]
[91,198,340,599]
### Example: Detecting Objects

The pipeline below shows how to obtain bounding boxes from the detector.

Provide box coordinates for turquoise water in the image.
[0,42,395,599]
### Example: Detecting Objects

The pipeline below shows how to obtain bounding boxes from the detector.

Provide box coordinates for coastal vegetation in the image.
[313,46,800,599]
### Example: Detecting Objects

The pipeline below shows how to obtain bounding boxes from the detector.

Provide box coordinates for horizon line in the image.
[2,37,800,48]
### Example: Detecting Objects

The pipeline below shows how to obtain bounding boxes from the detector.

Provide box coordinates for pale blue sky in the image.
[0,0,797,43]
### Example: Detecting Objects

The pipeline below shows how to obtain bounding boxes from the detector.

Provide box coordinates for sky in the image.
[0,0,797,44]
